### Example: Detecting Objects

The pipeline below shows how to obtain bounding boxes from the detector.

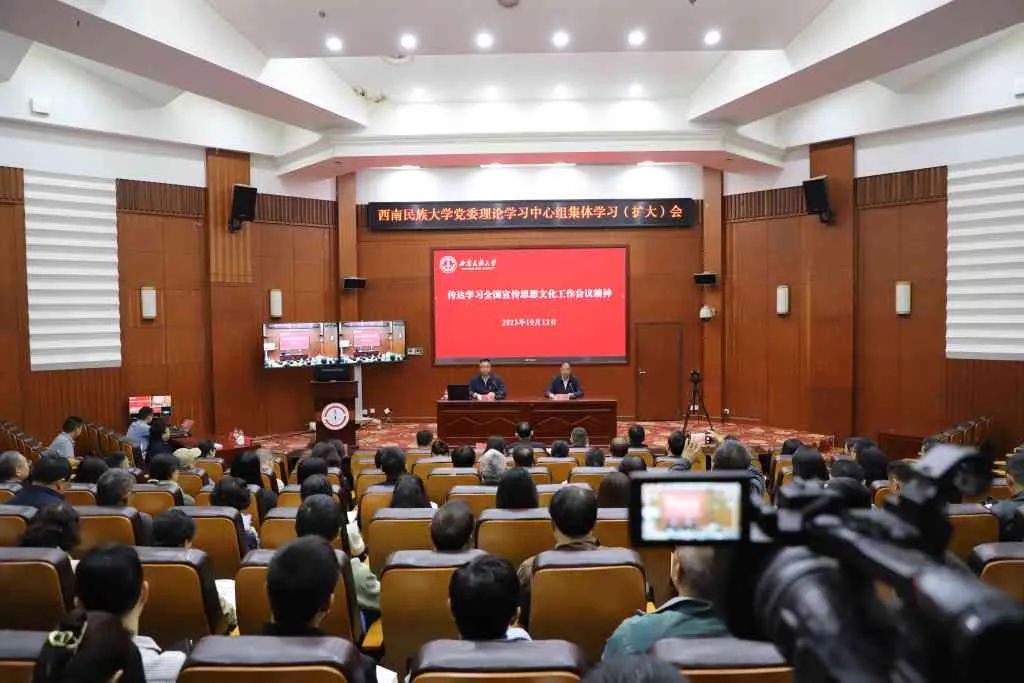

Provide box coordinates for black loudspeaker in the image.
[693,272,718,286]
[802,176,835,224]
[342,277,366,290]
[228,184,257,232]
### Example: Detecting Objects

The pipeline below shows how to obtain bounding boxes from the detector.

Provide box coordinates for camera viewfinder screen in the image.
[640,481,743,542]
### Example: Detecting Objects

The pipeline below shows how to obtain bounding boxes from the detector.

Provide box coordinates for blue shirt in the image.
[126,419,151,453]
[47,432,75,460]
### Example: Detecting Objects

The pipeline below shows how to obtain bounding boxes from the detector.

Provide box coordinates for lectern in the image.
[312,379,358,448]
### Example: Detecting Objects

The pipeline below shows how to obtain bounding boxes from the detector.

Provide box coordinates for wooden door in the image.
[635,322,683,420]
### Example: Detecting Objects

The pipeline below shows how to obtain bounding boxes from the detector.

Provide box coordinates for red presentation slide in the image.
[433,247,627,364]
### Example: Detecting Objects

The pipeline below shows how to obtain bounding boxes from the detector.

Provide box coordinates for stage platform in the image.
[255,419,835,456]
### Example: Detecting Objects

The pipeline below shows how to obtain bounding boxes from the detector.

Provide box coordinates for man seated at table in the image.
[469,358,507,400]
[545,361,584,399]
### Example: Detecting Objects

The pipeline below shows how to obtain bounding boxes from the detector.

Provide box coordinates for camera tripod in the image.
[681,369,714,436]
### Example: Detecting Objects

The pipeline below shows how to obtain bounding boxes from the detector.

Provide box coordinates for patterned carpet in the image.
[255,419,835,455]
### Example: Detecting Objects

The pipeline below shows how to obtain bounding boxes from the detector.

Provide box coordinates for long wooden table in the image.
[436,398,617,446]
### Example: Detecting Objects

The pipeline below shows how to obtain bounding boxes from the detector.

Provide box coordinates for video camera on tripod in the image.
[626,445,1024,683]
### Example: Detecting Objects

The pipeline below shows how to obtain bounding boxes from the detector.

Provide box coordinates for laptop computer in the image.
[170,418,194,438]
[446,384,471,400]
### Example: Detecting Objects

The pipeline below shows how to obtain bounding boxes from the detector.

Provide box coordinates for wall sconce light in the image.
[776,285,790,316]
[895,281,912,316]
[269,289,283,318]
[140,287,157,320]
[698,305,717,321]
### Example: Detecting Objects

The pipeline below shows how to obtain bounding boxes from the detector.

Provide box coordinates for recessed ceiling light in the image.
[553,84,569,98]
[475,31,494,49]
[400,33,418,51]
[627,29,646,47]
[628,83,644,97]
[481,162,505,169]
[703,29,721,46]
[410,87,427,100]
[325,36,343,52]
[551,30,570,48]
[398,164,421,170]
[483,85,500,100]
[637,160,657,167]
[547,162,576,167]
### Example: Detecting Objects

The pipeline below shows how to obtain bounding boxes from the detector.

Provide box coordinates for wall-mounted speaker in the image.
[228,184,257,232]
[802,176,835,224]
[693,272,718,286]
[342,276,367,290]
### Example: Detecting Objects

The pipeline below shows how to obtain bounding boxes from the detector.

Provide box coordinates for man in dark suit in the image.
[545,361,583,399]
[8,452,69,508]
[469,358,507,400]
[509,421,547,454]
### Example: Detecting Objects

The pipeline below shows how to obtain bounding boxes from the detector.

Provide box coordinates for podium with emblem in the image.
[312,379,359,448]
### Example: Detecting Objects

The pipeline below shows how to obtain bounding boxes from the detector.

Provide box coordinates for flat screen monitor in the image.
[128,395,172,421]
[262,322,340,368]
[339,320,406,364]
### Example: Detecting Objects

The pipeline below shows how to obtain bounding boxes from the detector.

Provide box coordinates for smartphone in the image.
[629,470,750,546]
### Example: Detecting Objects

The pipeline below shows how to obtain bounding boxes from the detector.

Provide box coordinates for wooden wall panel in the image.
[117,179,205,217]
[206,150,252,284]
[0,201,26,424]
[701,168,725,415]
[337,174,359,321]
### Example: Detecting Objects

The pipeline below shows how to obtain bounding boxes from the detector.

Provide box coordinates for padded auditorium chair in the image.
[178,635,364,683]
[235,549,363,643]
[179,471,206,499]
[963,477,1014,503]
[0,548,76,630]
[627,447,655,467]
[536,457,574,484]
[259,507,299,550]
[968,542,1024,603]
[652,637,793,682]
[177,506,248,579]
[446,485,498,518]
[359,484,396,529]
[475,508,554,568]
[0,506,36,547]
[568,466,615,490]
[524,466,553,486]
[75,506,145,556]
[0,630,46,683]
[871,481,892,508]
[193,458,225,483]
[0,482,21,503]
[380,549,487,676]
[594,507,673,604]
[537,483,592,507]
[426,468,480,504]
[196,484,262,526]
[128,483,178,517]
[277,485,303,508]
[136,547,228,646]
[356,468,387,498]
[367,507,436,579]
[529,548,646,663]
[412,456,456,481]
[62,483,97,506]
[947,503,999,560]
[410,639,587,683]
[351,457,377,481]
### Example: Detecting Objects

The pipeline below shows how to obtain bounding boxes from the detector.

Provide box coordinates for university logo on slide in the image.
[439,255,458,274]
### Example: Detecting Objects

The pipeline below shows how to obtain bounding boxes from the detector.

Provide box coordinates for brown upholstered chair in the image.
[380,549,486,676]
[968,542,1024,603]
[136,547,229,646]
[128,483,178,517]
[411,639,587,683]
[277,485,303,508]
[193,458,225,483]
[196,485,262,529]
[536,458,574,484]
[947,503,999,560]
[963,478,1014,503]
[235,549,363,643]
[426,468,480,504]
[655,457,688,469]
[179,471,205,499]
[0,630,47,683]
[75,506,144,556]
[259,507,299,550]
[529,548,646,663]
[627,447,655,467]
[176,506,248,579]
[0,506,35,547]
[568,467,615,490]
[358,484,395,529]
[446,485,498,518]
[524,466,553,486]
[0,548,76,630]
[594,507,673,604]
[351,457,377,481]
[366,507,435,579]
[537,483,592,507]
[476,508,553,568]
[178,635,364,683]
[0,483,21,504]
[356,469,387,498]
[412,457,454,480]
[652,637,793,682]
[62,483,97,506]
[870,481,892,508]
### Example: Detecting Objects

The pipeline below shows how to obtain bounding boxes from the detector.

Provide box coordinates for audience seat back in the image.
[380,549,486,676]
[537,483,591,507]
[0,630,46,683]
[62,483,97,506]
[412,457,454,481]
[179,471,205,498]
[178,635,363,683]
[411,639,586,683]
[962,478,1014,503]
[367,508,436,579]
[446,485,498,518]
[0,505,35,547]
[351,457,377,481]
[426,469,480,504]
[968,542,1024,603]
[627,448,655,467]
[75,506,142,556]
[193,458,225,483]
[476,508,553,567]
[177,506,247,579]
[870,481,891,508]
[359,485,395,529]
[652,637,793,682]
[128,484,178,517]
[277,485,302,508]
[536,458,574,484]
[594,507,673,604]
[259,507,299,550]
[529,548,646,663]
[0,483,20,504]
[356,469,387,498]
[136,547,227,647]
[568,467,615,490]
[947,503,999,560]
[0,548,75,630]
[524,466,552,486]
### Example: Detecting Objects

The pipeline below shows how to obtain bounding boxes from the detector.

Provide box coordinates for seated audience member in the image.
[379,446,408,485]
[264,536,340,636]
[887,458,916,496]
[415,429,434,449]
[603,546,727,657]
[791,446,829,482]
[198,439,218,460]
[231,450,278,519]
[104,451,132,471]
[147,453,191,505]
[609,437,630,460]
[780,438,803,456]
[390,474,433,508]
[452,445,477,468]
[844,436,876,458]
[8,453,70,508]
[73,456,109,484]
[487,435,507,455]
[825,477,872,509]
[255,448,283,492]
[585,446,606,467]
[511,444,535,468]
[618,455,647,476]
[301,473,363,553]
[549,440,571,459]
[146,418,173,460]
[47,416,83,461]
[479,449,506,485]
[597,472,630,508]
[310,441,339,464]
[96,469,154,544]
[0,449,29,483]
[431,500,475,552]
[126,406,154,453]
[297,456,329,486]
[174,447,209,481]
[20,502,81,554]
[711,440,765,497]
[585,655,686,683]
[830,457,866,484]
[210,476,259,551]
[496,468,539,509]
[34,544,185,683]
[665,432,705,472]
[431,439,450,457]
[511,422,545,453]
[666,431,687,458]
[450,555,530,642]
[517,486,600,627]
[570,427,589,448]
[993,453,1024,541]
[627,424,647,449]
[856,446,890,485]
